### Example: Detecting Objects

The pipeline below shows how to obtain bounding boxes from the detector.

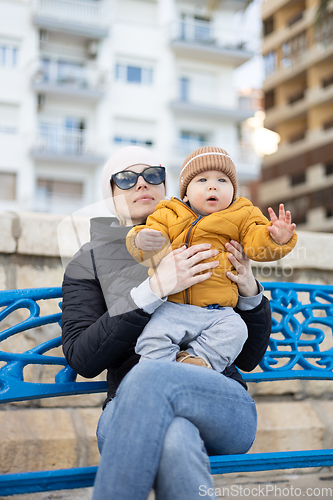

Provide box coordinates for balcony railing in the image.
[32,58,106,96]
[34,192,83,214]
[176,139,209,157]
[34,125,87,156]
[315,14,333,48]
[171,19,258,53]
[176,19,214,44]
[175,140,258,167]
[32,0,110,36]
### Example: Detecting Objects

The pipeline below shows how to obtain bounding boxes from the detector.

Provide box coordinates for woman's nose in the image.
[136,175,148,190]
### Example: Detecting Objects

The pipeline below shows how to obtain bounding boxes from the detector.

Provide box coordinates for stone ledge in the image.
[1,212,333,272]
[17,211,91,258]
[0,400,331,476]
[0,408,101,474]
[251,401,325,453]
[253,230,333,272]
[0,212,17,254]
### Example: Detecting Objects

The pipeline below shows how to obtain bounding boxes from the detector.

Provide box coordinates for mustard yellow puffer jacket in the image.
[126,197,297,308]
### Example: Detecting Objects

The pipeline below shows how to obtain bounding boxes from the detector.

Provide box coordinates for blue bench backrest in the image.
[0,287,107,403]
[0,282,333,404]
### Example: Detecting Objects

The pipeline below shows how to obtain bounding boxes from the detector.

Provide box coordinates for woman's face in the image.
[112,164,166,226]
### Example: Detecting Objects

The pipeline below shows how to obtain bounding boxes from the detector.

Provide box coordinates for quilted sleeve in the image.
[240,206,297,262]
[126,207,172,268]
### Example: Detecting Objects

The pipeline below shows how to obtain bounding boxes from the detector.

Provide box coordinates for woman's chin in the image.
[130,204,158,223]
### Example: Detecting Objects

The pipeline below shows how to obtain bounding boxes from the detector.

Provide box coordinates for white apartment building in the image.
[0,0,260,214]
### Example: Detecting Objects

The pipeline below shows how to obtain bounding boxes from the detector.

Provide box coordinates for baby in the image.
[126,146,297,371]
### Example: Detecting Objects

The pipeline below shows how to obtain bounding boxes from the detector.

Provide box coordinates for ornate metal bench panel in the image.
[0,287,107,403]
[243,282,333,382]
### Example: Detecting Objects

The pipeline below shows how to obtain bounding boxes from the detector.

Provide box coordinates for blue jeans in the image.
[93,361,257,500]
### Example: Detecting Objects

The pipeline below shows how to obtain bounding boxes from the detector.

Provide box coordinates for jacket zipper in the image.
[185,215,202,304]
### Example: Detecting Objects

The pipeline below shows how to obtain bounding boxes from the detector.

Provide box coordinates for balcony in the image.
[262,7,313,55]
[262,0,296,21]
[31,125,104,165]
[170,18,256,66]
[265,83,333,129]
[175,139,209,159]
[171,140,259,182]
[262,125,333,168]
[31,58,107,100]
[263,14,333,92]
[32,0,110,39]
[170,100,253,122]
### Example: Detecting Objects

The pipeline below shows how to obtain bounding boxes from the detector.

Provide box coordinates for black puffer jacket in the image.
[62,217,271,408]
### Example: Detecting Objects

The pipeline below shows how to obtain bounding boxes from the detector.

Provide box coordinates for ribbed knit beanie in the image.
[101,146,162,215]
[179,146,238,201]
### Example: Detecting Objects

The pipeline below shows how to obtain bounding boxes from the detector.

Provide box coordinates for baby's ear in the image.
[183,195,189,202]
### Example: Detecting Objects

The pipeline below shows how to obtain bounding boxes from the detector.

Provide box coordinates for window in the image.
[265,90,275,110]
[58,60,84,85]
[37,179,83,197]
[288,11,303,27]
[0,103,19,134]
[41,58,85,86]
[288,89,305,105]
[0,172,16,200]
[290,171,306,186]
[323,118,333,131]
[310,187,333,218]
[193,15,211,43]
[179,14,212,43]
[285,196,308,225]
[38,118,86,155]
[0,125,16,135]
[113,137,153,147]
[281,32,307,69]
[263,17,274,37]
[325,163,333,176]
[179,131,207,155]
[0,44,19,67]
[314,12,333,47]
[115,63,153,85]
[181,131,206,143]
[36,179,83,211]
[289,131,306,143]
[180,77,189,101]
[263,51,277,77]
[322,74,333,88]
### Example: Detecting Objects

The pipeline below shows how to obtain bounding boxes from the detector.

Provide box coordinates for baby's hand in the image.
[267,204,296,245]
[135,228,166,251]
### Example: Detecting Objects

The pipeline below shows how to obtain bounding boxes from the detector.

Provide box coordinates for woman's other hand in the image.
[225,240,258,298]
[149,244,219,299]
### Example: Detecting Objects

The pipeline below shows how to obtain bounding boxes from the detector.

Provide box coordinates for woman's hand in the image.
[149,244,219,299]
[225,240,258,298]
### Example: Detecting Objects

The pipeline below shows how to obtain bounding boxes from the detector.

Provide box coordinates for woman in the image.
[61,146,271,500]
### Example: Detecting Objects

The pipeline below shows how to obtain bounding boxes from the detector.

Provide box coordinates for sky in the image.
[233,0,264,90]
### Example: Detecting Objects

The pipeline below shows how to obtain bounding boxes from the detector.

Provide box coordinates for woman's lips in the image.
[135,196,154,203]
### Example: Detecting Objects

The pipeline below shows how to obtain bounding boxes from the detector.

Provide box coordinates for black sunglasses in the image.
[111,166,166,190]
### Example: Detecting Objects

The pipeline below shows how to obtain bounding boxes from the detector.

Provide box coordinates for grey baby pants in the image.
[135,301,248,372]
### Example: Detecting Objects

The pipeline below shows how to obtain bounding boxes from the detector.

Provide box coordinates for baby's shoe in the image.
[176,351,212,369]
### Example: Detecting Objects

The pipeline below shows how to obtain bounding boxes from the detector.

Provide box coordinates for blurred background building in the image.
[0,0,262,215]
[260,0,333,232]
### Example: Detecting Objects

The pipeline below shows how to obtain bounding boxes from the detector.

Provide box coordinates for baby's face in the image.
[183,170,234,216]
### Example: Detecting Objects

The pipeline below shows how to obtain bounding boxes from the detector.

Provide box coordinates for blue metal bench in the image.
[0,282,333,496]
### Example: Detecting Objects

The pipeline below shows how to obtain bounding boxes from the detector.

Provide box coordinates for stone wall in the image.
[1,211,333,474]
